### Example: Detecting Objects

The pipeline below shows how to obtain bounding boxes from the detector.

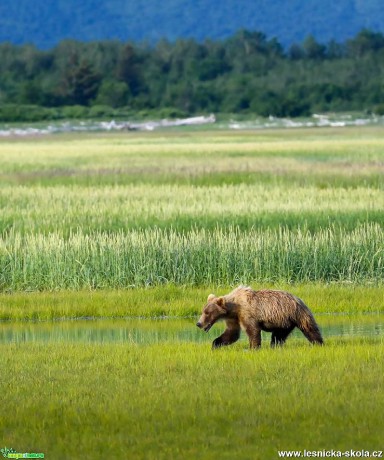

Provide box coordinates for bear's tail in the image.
[296,298,324,345]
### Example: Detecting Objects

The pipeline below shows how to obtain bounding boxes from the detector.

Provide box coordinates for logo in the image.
[1,447,44,459]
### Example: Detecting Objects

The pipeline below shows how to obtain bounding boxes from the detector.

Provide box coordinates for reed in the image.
[1,225,383,291]
[1,128,383,291]
[1,183,383,234]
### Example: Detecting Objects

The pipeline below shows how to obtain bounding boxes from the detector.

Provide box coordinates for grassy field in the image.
[1,184,384,233]
[1,340,383,459]
[1,127,384,290]
[1,127,384,187]
[1,126,383,459]
[1,283,383,321]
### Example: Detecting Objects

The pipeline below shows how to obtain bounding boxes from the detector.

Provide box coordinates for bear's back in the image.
[228,287,302,328]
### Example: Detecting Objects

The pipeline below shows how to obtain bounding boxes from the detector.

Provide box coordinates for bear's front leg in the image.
[212,326,240,349]
[247,327,261,349]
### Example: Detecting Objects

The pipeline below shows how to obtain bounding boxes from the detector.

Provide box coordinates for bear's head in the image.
[196,294,227,332]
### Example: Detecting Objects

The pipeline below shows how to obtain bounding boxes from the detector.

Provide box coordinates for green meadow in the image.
[0,284,383,321]
[0,126,383,459]
[1,340,383,460]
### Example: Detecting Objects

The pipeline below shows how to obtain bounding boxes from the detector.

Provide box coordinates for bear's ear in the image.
[207,293,216,302]
[216,297,226,311]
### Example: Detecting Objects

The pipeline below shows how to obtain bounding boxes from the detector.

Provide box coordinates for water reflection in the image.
[0,314,383,345]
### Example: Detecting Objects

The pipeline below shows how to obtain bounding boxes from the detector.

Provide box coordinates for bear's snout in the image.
[196,320,212,332]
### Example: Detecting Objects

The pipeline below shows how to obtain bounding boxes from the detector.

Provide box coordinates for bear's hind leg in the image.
[270,327,294,348]
[212,327,240,349]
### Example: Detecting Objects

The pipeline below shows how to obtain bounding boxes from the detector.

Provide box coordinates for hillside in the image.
[0,0,384,49]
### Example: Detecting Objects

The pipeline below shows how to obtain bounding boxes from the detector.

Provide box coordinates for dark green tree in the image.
[116,44,143,96]
[303,35,326,59]
[63,58,101,105]
[95,79,130,107]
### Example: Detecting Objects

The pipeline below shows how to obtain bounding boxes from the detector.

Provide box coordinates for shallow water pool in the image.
[1,314,383,345]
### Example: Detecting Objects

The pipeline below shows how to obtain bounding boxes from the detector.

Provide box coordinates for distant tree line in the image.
[1,28,384,121]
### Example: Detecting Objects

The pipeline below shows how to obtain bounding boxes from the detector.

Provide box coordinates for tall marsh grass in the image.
[1,129,384,291]
[1,184,383,234]
[1,224,383,290]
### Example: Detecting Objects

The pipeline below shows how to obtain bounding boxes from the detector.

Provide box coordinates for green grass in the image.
[1,128,384,237]
[1,225,383,290]
[1,339,383,459]
[0,128,384,289]
[1,127,384,459]
[0,284,383,321]
[1,127,384,188]
[1,184,384,234]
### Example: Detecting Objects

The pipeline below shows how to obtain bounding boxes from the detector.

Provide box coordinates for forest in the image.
[1,28,384,121]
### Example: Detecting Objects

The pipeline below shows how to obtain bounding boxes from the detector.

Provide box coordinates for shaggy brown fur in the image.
[196,285,324,349]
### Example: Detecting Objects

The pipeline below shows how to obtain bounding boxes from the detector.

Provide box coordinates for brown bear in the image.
[196,285,324,349]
